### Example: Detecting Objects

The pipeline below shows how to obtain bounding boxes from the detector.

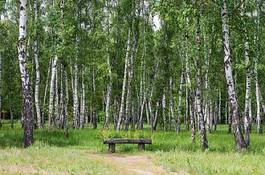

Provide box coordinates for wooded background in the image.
[0,0,265,150]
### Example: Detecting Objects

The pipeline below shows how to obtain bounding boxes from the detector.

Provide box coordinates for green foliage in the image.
[100,129,151,140]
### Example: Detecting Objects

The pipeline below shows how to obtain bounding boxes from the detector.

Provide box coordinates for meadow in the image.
[0,122,265,175]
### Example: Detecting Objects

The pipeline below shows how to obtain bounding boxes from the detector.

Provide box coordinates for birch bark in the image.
[176,71,184,133]
[80,70,85,128]
[33,0,41,128]
[104,0,113,129]
[116,29,131,130]
[221,0,247,150]
[18,0,34,147]
[195,10,208,150]
[240,1,251,147]
[255,0,262,134]
[48,56,58,127]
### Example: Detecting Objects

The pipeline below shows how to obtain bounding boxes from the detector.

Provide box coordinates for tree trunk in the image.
[54,64,59,127]
[185,87,190,130]
[42,58,52,125]
[92,68,97,129]
[147,57,160,130]
[243,40,251,146]
[59,65,64,129]
[18,0,34,147]
[190,91,196,143]
[48,56,58,127]
[139,0,147,129]
[162,89,167,131]
[176,71,184,133]
[64,68,69,137]
[104,52,112,129]
[116,29,131,130]
[255,0,262,134]
[73,60,79,128]
[185,32,191,131]
[195,11,208,150]
[239,0,251,147]
[80,69,85,128]
[151,100,159,131]
[218,89,222,123]
[208,99,213,133]
[124,44,133,131]
[221,0,247,150]
[8,63,14,128]
[103,0,112,129]
[33,0,41,128]
[125,19,139,131]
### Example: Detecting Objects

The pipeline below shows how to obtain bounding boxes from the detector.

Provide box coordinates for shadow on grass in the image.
[0,125,78,148]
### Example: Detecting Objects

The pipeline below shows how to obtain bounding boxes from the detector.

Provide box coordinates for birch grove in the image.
[0,0,264,152]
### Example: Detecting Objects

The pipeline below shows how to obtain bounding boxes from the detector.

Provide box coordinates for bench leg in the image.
[138,144,145,151]
[109,144,115,153]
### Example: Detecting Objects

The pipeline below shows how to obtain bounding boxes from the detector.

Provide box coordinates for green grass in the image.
[0,122,265,174]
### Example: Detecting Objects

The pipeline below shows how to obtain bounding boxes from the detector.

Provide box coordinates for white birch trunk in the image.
[152,100,159,131]
[218,89,222,123]
[73,61,79,128]
[255,0,262,134]
[243,40,251,146]
[162,90,167,131]
[92,68,97,129]
[124,46,133,131]
[54,64,59,127]
[221,0,247,150]
[33,0,41,128]
[125,21,139,131]
[42,58,52,125]
[116,29,131,130]
[104,0,113,129]
[80,69,85,128]
[64,68,69,136]
[195,11,208,150]
[184,27,192,131]
[48,56,58,127]
[148,58,159,129]
[59,65,64,128]
[208,99,213,132]
[240,0,251,147]
[190,91,196,143]
[138,7,146,129]
[18,0,34,147]
[104,53,112,129]
[176,71,184,133]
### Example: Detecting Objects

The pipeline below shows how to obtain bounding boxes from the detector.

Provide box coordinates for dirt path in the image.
[92,153,178,175]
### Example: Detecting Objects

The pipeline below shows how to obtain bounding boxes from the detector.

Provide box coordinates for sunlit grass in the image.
[0,121,265,174]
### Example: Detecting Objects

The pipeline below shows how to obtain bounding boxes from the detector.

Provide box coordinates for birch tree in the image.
[18,0,34,147]
[221,0,247,150]
[116,29,131,131]
[195,6,208,150]
[32,0,41,128]
[48,56,58,127]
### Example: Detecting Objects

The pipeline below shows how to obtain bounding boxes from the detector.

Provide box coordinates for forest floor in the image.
[0,122,265,175]
[90,153,178,175]
[0,150,175,175]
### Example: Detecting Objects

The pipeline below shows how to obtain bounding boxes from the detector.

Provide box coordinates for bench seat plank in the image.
[104,138,152,144]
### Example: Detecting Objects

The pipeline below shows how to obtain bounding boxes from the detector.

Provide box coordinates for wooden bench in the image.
[103,138,152,153]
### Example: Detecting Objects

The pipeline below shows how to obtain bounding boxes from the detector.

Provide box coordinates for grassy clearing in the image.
[0,122,265,174]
